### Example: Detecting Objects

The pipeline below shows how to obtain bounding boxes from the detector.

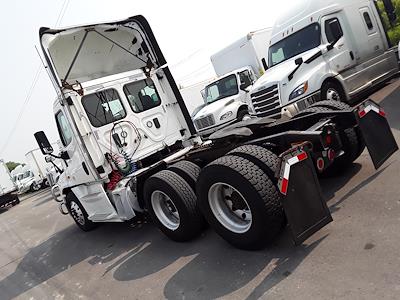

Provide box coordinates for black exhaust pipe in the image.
[382,0,397,26]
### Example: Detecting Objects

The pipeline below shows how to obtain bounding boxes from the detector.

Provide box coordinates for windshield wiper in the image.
[288,58,303,81]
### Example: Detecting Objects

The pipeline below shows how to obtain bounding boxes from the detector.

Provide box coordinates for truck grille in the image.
[251,84,281,118]
[194,114,215,130]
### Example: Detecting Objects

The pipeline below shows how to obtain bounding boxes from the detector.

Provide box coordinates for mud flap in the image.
[356,100,398,169]
[277,145,333,245]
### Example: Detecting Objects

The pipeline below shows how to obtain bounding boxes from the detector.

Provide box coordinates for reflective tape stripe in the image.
[359,105,385,118]
[280,151,308,195]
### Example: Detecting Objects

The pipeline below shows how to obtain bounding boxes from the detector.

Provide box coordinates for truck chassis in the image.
[47,98,397,250]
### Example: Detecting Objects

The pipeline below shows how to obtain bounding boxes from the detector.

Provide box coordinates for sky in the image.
[0,0,290,163]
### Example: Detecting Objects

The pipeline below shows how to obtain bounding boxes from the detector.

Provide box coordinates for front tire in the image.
[144,170,205,242]
[321,81,347,102]
[237,108,250,121]
[197,155,284,250]
[30,182,41,192]
[66,192,97,231]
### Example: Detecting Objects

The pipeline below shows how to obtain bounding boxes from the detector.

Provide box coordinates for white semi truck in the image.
[192,29,272,136]
[248,0,399,119]
[0,160,19,208]
[34,15,398,250]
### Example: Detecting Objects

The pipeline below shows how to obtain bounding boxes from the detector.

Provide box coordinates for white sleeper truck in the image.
[35,15,398,250]
[0,160,19,208]
[192,29,272,136]
[249,0,399,119]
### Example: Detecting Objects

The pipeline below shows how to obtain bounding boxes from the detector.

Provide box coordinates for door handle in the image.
[82,162,89,175]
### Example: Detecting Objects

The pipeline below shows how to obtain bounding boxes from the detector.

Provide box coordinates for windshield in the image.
[268,23,321,67]
[23,171,31,179]
[203,74,238,104]
[17,174,23,180]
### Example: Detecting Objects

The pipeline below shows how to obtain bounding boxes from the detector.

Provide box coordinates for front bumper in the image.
[281,91,321,118]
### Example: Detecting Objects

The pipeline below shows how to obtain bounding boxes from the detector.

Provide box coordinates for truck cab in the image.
[249,0,399,119]
[191,67,255,135]
[36,16,198,223]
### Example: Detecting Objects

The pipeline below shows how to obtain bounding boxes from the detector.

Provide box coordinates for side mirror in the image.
[60,151,70,160]
[261,58,269,71]
[45,156,55,163]
[240,82,252,91]
[34,131,54,155]
[295,57,303,65]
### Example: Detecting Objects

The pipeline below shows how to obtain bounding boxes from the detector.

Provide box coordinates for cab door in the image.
[55,104,118,221]
[321,15,357,73]
[55,106,97,185]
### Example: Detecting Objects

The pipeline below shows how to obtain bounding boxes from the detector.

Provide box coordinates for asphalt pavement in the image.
[1,80,400,299]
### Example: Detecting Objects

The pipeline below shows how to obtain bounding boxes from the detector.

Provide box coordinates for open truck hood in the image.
[39,15,165,85]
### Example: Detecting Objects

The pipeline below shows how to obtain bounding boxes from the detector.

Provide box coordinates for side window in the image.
[55,111,73,146]
[325,18,343,44]
[123,79,161,113]
[363,12,374,31]
[238,70,252,89]
[82,89,126,127]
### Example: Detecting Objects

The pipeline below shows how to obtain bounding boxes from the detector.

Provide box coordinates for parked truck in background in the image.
[34,15,397,250]
[192,29,272,135]
[249,0,399,119]
[0,160,19,208]
[25,148,52,188]
[11,164,42,194]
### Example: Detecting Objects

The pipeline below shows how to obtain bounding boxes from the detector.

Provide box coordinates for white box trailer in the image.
[211,28,272,79]
[0,160,19,207]
[25,148,50,183]
[179,79,215,115]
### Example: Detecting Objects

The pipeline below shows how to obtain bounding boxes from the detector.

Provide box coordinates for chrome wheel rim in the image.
[208,183,252,234]
[326,88,341,101]
[32,183,40,191]
[151,191,180,231]
[70,201,85,226]
[242,114,251,121]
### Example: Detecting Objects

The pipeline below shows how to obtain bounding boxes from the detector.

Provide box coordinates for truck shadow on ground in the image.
[378,85,400,131]
[0,217,326,300]
[0,160,390,300]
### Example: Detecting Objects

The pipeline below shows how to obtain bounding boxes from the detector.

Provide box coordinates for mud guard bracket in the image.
[356,100,398,169]
[277,145,333,245]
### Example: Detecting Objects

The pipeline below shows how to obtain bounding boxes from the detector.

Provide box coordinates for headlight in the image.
[220,111,233,120]
[289,81,308,101]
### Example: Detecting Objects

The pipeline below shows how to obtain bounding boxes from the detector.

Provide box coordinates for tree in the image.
[6,162,23,172]
[377,0,400,46]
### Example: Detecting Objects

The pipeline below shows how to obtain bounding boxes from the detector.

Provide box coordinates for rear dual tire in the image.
[197,147,285,250]
[144,167,205,242]
[309,100,365,174]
